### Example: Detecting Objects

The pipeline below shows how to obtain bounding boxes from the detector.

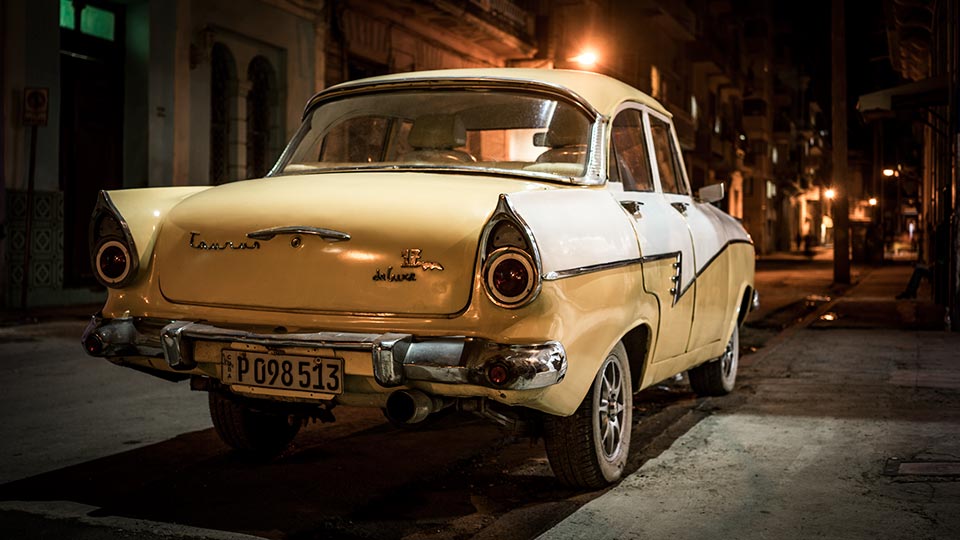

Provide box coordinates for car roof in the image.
[313,68,671,119]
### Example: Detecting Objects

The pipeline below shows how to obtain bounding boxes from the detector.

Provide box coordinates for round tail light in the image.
[83,333,104,355]
[95,240,132,286]
[487,362,512,386]
[484,248,538,307]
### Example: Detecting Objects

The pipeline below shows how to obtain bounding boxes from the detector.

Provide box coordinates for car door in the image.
[608,106,694,363]
[647,112,730,353]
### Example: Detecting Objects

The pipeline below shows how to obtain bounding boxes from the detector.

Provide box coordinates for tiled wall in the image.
[4,190,64,306]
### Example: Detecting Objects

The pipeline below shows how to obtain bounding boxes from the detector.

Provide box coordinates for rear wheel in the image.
[688,326,739,396]
[208,391,301,458]
[544,342,632,489]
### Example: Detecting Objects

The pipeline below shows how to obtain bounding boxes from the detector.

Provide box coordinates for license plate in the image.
[221,350,343,395]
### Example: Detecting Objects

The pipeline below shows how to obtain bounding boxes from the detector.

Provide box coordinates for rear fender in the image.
[95,187,213,278]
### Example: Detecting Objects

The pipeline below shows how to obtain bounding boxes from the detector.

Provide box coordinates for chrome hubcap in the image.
[721,336,736,379]
[597,358,625,459]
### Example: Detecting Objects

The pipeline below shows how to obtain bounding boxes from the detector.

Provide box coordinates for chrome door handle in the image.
[620,200,644,217]
[670,202,689,214]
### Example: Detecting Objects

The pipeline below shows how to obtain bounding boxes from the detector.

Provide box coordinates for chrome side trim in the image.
[542,238,754,304]
[543,257,643,281]
[543,251,678,281]
[247,226,351,242]
[640,251,683,263]
[674,238,754,301]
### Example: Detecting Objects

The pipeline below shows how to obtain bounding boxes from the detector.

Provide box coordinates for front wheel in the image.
[544,342,633,489]
[208,391,301,458]
[688,326,739,396]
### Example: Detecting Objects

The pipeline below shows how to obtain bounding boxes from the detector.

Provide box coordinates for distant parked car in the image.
[83,68,756,488]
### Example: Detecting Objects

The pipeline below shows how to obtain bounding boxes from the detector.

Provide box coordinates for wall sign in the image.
[23,87,49,126]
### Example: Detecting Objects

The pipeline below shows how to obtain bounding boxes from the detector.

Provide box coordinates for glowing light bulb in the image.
[570,51,598,67]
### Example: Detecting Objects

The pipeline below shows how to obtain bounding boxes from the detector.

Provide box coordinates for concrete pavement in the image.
[540,264,960,539]
[0,318,211,484]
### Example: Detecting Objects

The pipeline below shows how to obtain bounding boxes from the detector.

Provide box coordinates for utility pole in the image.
[831,0,851,284]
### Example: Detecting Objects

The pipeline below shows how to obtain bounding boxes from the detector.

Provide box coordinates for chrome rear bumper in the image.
[82,315,566,391]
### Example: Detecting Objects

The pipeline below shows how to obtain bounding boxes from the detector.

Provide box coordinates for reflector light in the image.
[488,363,510,386]
[83,334,103,355]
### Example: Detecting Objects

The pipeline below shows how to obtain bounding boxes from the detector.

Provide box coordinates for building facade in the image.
[0,0,538,308]
[1,0,831,307]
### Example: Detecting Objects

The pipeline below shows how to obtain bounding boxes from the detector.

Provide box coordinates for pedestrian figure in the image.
[795,232,802,251]
[803,233,814,258]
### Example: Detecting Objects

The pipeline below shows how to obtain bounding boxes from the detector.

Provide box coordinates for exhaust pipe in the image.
[385,390,449,424]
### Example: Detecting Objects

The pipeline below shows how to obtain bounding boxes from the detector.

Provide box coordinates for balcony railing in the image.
[667,104,695,150]
[468,0,534,39]
[643,0,696,40]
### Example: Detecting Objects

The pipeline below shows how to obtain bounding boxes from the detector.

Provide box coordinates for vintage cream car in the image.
[83,68,756,488]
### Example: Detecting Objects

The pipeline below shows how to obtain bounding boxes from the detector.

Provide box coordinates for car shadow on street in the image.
[0,383,714,540]
[0,412,513,539]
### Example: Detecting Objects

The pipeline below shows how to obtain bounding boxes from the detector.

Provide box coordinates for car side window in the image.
[649,117,688,195]
[610,109,654,192]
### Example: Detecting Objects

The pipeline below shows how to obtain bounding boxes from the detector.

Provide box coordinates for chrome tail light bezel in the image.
[479,195,543,309]
[89,191,140,289]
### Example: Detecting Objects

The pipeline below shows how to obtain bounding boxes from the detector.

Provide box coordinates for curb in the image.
[0,501,269,540]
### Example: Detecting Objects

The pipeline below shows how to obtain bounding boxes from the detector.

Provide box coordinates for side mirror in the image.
[697,183,725,203]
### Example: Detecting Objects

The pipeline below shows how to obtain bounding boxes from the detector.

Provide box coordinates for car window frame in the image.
[644,108,692,197]
[607,105,656,193]
[270,84,605,185]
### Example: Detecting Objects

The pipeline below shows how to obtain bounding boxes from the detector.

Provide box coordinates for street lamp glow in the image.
[570,50,598,67]
[824,188,836,199]
[882,168,895,177]
[868,197,878,206]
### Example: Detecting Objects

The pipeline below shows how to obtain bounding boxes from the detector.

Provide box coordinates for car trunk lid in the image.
[155,172,550,315]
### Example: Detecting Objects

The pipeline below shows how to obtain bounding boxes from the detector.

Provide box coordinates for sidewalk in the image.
[540,265,960,540]
[0,303,101,328]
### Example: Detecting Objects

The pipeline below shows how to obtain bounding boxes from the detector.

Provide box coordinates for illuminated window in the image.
[61,1,116,41]
[650,65,660,99]
[81,5,115,41]
[690,96,698,123]
[59,0,75,29]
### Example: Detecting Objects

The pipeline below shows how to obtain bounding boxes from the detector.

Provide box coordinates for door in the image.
[647,113,729,352]
[59,1,125,287]
[608,107,694,362]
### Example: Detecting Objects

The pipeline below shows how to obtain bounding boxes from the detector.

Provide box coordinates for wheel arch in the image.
[620,323,653,393]
[736,284,755,327]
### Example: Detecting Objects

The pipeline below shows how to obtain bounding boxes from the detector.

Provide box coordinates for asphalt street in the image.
[0,257,957,539]
[542,264,959,540]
